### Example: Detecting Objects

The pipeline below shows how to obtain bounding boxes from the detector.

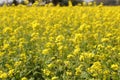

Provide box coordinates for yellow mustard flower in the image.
[55,35,65,42]
[66,71,72,76]
[111,64,119,71]
[21,77,28,80]
[42,49,49,55]
[14,61,22,67]
[51,76,58,80]
[8,69,14,77]
[43,69,51,76]
[67,54,74,59]
[75,67,81,76]
[0,72,8,79]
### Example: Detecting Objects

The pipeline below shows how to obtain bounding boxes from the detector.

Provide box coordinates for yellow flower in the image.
[58,46,63,51]
[66,71,72,76]
[3,43,9,50]
[97,44,104,49]
[87,61,102,76]
[0,72,7,79]
[45,42,52,48]
[73,48,80,55]
[14,61,22,67]
[64,61,70,66]
[5,64,12,70]
[49,37,54,42]
[55,35,65,42]
[42,49,49,55]
[74,33,83,43]
[111,64,119,71]
[21,77,28,80]
[20,53,27,62]
[31,20,40,30]
[8,69,14,77]
[0,70,3,74]
[91,61,102,69]
[68,0,72,7]
[92,73,98,77]
[75,67,81,75]
[51,57,56,60]
[87,53,95,58]
[43,69,51,76]
[30,32,39,41]
[103,70,110,75]
[48,3,54,7]
[111,47,117,51]
[0,4,120,80]
[56,59,62,64]
[111,72,117,75]
[0,52,4,57]
[3,27,12,33]
[67,54,74,59]
[79,55,84,61]
[101,38,109,43]
[51,76,58,80]
[106,33,112,37]
[47,63,54,68]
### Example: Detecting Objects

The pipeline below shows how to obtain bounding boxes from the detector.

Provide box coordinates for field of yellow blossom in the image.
[0,4,120,80]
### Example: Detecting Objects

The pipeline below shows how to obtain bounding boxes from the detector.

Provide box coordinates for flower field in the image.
[0,5,120,80]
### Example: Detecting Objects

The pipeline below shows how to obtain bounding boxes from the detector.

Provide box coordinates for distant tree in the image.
[94,0,120,5]
[0,0,24,6]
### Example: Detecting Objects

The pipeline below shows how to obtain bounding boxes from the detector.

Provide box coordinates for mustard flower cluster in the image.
[0,5,120,80]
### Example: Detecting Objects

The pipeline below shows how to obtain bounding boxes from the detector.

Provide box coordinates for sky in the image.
[84,0,94,2]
